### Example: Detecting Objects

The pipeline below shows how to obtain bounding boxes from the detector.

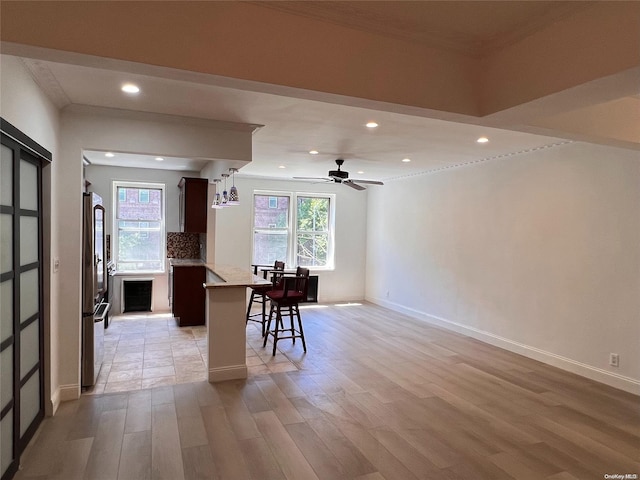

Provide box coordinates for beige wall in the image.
[366,141,640,393]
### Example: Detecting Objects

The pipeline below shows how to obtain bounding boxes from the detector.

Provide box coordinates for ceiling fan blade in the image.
[293,176,334,185]
[343,180,366,191]
[294,176,333,181]
[352,179,384,185]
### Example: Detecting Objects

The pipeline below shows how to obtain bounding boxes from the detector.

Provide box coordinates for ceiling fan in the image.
[294,159,384,191]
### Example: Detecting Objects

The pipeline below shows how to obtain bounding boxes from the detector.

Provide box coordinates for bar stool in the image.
[246,261,285,336]
[263,266,309,356]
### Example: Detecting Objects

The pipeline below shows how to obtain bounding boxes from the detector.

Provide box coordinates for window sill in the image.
[113,270,165,276]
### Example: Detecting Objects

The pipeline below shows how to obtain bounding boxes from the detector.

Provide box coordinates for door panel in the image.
[19,322,39,378]
[1,120,50,480]
[0,346,13,408]
[0,280,12,343]
[19,159,37,211]
[19,217,38,266]
[0,412,13,476]
[0,215,12,273]
[19,269,39,322]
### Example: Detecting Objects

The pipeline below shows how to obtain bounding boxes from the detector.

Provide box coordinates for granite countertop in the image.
[203,264,271,289]
[169,258,205,267]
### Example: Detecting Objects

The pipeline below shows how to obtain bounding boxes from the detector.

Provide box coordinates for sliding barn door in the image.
[1,119,51,480]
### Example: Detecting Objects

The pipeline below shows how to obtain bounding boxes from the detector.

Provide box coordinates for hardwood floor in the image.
[14,303,640,479]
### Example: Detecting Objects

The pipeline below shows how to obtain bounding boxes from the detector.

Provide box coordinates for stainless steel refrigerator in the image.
[81,192,110,387]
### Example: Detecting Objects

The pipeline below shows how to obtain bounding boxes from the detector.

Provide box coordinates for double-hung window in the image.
[113,181,165,272]
[252,191,334,269]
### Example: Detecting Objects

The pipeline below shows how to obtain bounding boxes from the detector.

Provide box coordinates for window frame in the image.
[252,190,335,271]
[112,181,166,274]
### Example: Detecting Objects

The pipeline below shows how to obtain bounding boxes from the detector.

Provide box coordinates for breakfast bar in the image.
[203,264,271,382]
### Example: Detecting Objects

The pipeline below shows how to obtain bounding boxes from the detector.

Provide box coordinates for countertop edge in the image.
[203,264,271,289]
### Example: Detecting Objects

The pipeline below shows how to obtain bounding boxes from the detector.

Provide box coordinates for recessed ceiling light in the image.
[155,157,164,161]
[402,158,411,163]
[278,165,286,169]
[477,136,489,143]
[121,83,140,94]
[309,150,319,155]
[357,171,364,174]
[105,152,115,158]
[366,122,379,128]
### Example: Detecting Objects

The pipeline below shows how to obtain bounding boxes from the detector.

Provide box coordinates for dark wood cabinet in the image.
[172,265,206,326]
[179,177,208,233]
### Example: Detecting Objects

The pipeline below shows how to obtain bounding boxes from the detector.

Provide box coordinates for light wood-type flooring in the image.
[14,302,640,480]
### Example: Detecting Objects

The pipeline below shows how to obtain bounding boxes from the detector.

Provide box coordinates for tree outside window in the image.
[296,197,329,267]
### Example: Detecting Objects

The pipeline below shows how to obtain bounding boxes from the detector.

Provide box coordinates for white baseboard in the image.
[51,384,80,414]
[208,364,248,382]
[366,296,640,395]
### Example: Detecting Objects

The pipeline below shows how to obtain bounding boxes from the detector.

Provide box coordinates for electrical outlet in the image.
[609,353,619,367]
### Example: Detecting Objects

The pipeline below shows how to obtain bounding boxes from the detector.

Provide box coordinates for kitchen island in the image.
[203,264,271,382]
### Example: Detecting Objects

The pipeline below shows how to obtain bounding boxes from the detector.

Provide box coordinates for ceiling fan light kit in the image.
[294,159,383,190]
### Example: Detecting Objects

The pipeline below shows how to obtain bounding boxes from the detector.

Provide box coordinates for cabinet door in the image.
[172,266,206,326]
[179,178,207,233]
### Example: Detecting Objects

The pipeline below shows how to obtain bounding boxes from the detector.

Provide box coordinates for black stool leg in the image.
[288,305,295,344]
[263,304,275,348]
[272,305,281,356]
[246,290,255,324]
[260,293,267,337]
[295,305,307,352]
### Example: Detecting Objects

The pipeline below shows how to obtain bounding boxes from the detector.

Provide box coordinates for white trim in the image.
[52,384,81,412]
[366,295,640,396]
[251,189,336,269]
[208,364,248,382]
[112,180,166,273]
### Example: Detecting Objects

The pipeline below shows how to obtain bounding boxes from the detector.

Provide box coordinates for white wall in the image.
[0,55,60,413]
[85,164,199,314]
[366,142,640,393]
[215,176,369,302]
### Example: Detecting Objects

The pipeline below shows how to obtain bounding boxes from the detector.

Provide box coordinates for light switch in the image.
[53,257,60,273]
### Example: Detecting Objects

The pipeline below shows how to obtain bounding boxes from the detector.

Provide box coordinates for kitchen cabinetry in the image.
[179,177,208,233]
[172,265,206,326]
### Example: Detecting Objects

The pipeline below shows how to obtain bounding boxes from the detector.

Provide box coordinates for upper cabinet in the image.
[179,177,208,233]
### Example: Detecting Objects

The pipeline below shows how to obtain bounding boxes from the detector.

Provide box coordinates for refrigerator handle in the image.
[94,204,107,298]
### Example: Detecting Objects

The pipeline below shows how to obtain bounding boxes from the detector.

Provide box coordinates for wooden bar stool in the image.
[246,261,284,336]
[263,267,309,356]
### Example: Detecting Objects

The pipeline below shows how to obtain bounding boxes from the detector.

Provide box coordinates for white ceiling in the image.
[25,57,568,183]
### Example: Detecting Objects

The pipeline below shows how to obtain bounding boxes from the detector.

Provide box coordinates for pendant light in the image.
[221,173,229,206]
[228,168,240,205]
[210,179,224,209]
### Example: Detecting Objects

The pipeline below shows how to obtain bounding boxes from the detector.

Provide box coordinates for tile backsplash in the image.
[167,232,201,259]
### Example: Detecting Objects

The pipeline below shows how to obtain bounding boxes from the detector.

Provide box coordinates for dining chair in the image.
[263,266,309,356]
[246,260,285,336]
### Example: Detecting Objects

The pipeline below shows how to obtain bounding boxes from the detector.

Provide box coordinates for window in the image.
[252,191,334,269]
[113,182,165,272]
[296,196,330,267]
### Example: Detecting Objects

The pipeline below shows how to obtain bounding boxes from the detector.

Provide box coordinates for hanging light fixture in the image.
[220,173,229,206]
[228,168,240,205]
[210,179,224,209]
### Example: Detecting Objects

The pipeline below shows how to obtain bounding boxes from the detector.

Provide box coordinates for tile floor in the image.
[84,310,299,395]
